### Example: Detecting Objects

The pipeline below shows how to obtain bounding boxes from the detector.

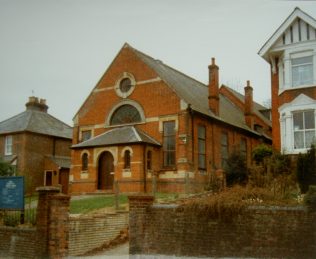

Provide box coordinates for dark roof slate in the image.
[130,45,270,135]
[47,156,71,169]
[72,126,161,149]
[0,110,72,139]
[221,85,272,127]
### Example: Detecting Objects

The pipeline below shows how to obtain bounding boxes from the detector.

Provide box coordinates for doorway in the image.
[98,151,114,190]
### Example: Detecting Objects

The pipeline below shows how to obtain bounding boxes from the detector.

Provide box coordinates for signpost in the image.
[0,176,24,223]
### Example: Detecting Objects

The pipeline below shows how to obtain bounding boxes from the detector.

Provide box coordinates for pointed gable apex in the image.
[279,93,316,111]
[258,7,316,61]
[73,42,160,123]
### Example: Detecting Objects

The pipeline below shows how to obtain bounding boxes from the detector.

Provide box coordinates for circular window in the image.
[120,78,132,93]
[115,72,136,98]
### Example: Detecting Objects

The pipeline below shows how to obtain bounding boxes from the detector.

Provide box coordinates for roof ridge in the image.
[130,46,207,88]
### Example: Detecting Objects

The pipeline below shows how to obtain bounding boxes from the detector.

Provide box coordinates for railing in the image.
[0,207,37,227]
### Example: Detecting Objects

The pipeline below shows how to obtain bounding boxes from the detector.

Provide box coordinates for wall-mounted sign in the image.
[0,176,24,210]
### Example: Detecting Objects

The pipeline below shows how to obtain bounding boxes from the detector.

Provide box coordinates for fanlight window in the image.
[110,104,141,126]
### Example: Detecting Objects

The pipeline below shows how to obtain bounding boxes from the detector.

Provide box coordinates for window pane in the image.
[292,56,313,86]
[5,136,12,155]
[110,105,141,125]
[164,121,175,135]
[163,121,176,167]
[198,141,205,154]
[198,154,206,169]
[292,56,312,65]
[82,131,91,142]
[294,131,304,149]
[305,111,315,129]
[221,133,228,145]
[198,126,205,139]
[305,130,316,148]
[293,112,304,130]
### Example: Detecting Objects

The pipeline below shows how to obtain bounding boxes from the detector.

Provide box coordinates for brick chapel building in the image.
[259,7,316,154]
[70,43,271,194]
[0,97,72,193]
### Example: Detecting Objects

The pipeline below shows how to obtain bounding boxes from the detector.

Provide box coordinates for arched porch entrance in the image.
[97,151,114,190]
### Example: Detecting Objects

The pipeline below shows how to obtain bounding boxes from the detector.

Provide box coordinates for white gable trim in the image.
[259,8,316,60]
[279,93,316,112]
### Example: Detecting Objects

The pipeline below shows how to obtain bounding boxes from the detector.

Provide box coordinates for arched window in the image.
[110,104,141,126]
[82,153,88,171]
[124,150,131,169]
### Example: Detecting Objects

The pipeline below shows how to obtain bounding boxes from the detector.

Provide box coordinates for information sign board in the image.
[0,176,24,210]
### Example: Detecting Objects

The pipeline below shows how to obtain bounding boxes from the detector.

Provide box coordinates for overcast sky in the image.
[1,0,316,126]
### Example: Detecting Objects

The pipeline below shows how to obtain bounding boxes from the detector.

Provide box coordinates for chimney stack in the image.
[208,58,219,116]
[244,80,254,129]
[26,96,49,113]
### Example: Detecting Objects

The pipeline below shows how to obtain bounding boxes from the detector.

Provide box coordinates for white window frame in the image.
[291,53,313,87]
[280,47,316,92]
[5,135,13,155]
[292,110,316,150]
[279,94,316,154]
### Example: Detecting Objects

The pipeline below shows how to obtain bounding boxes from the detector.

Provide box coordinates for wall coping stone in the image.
[36,186,60,193]
[152,204,179,209]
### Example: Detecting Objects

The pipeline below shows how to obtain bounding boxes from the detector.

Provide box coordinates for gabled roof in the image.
[259,7,316,60]
[72,126,161,149]
[221,85,272,127]
[46,155,71,169]
[129,45,269,135]
[0,110,72,139]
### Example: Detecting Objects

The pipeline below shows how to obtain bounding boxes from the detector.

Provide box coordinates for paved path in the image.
[69,242,129,259]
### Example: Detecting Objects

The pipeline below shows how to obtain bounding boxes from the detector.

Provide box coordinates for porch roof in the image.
[72,126,161,149]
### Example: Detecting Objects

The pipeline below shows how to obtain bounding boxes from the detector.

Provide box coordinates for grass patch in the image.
[70,195,128,214]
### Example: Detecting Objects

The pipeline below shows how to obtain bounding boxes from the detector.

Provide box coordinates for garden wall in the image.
[129,195,316,259]
[0,226,44,258]
[69,211,129,256]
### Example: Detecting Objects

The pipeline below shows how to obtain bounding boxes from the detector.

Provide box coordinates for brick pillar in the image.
[128,195,154,255]
[36,186,70,258]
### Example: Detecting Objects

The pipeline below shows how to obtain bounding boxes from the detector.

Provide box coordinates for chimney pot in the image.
[26,96,49,113]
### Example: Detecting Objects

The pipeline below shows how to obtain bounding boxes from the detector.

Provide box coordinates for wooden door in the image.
[98,151,114,190]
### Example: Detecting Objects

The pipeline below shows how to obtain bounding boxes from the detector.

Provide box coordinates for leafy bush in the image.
[296,145,316,193]
[0,159,15,176]
[224,151,248,186]
[304,185,316,210]
[180,186,298,221]
[252,144,273,164]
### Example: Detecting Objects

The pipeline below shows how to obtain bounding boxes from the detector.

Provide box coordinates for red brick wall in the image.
[70,46,271,194]
[129,196,316,258]
[68,211,129,256]
[0,132,71,193]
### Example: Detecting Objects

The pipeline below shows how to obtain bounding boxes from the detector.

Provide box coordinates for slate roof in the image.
[0,110,72,139]
[130,45,270,136]
[46,156,71,169]
[72,126,161,149]
[221,85,272,127]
